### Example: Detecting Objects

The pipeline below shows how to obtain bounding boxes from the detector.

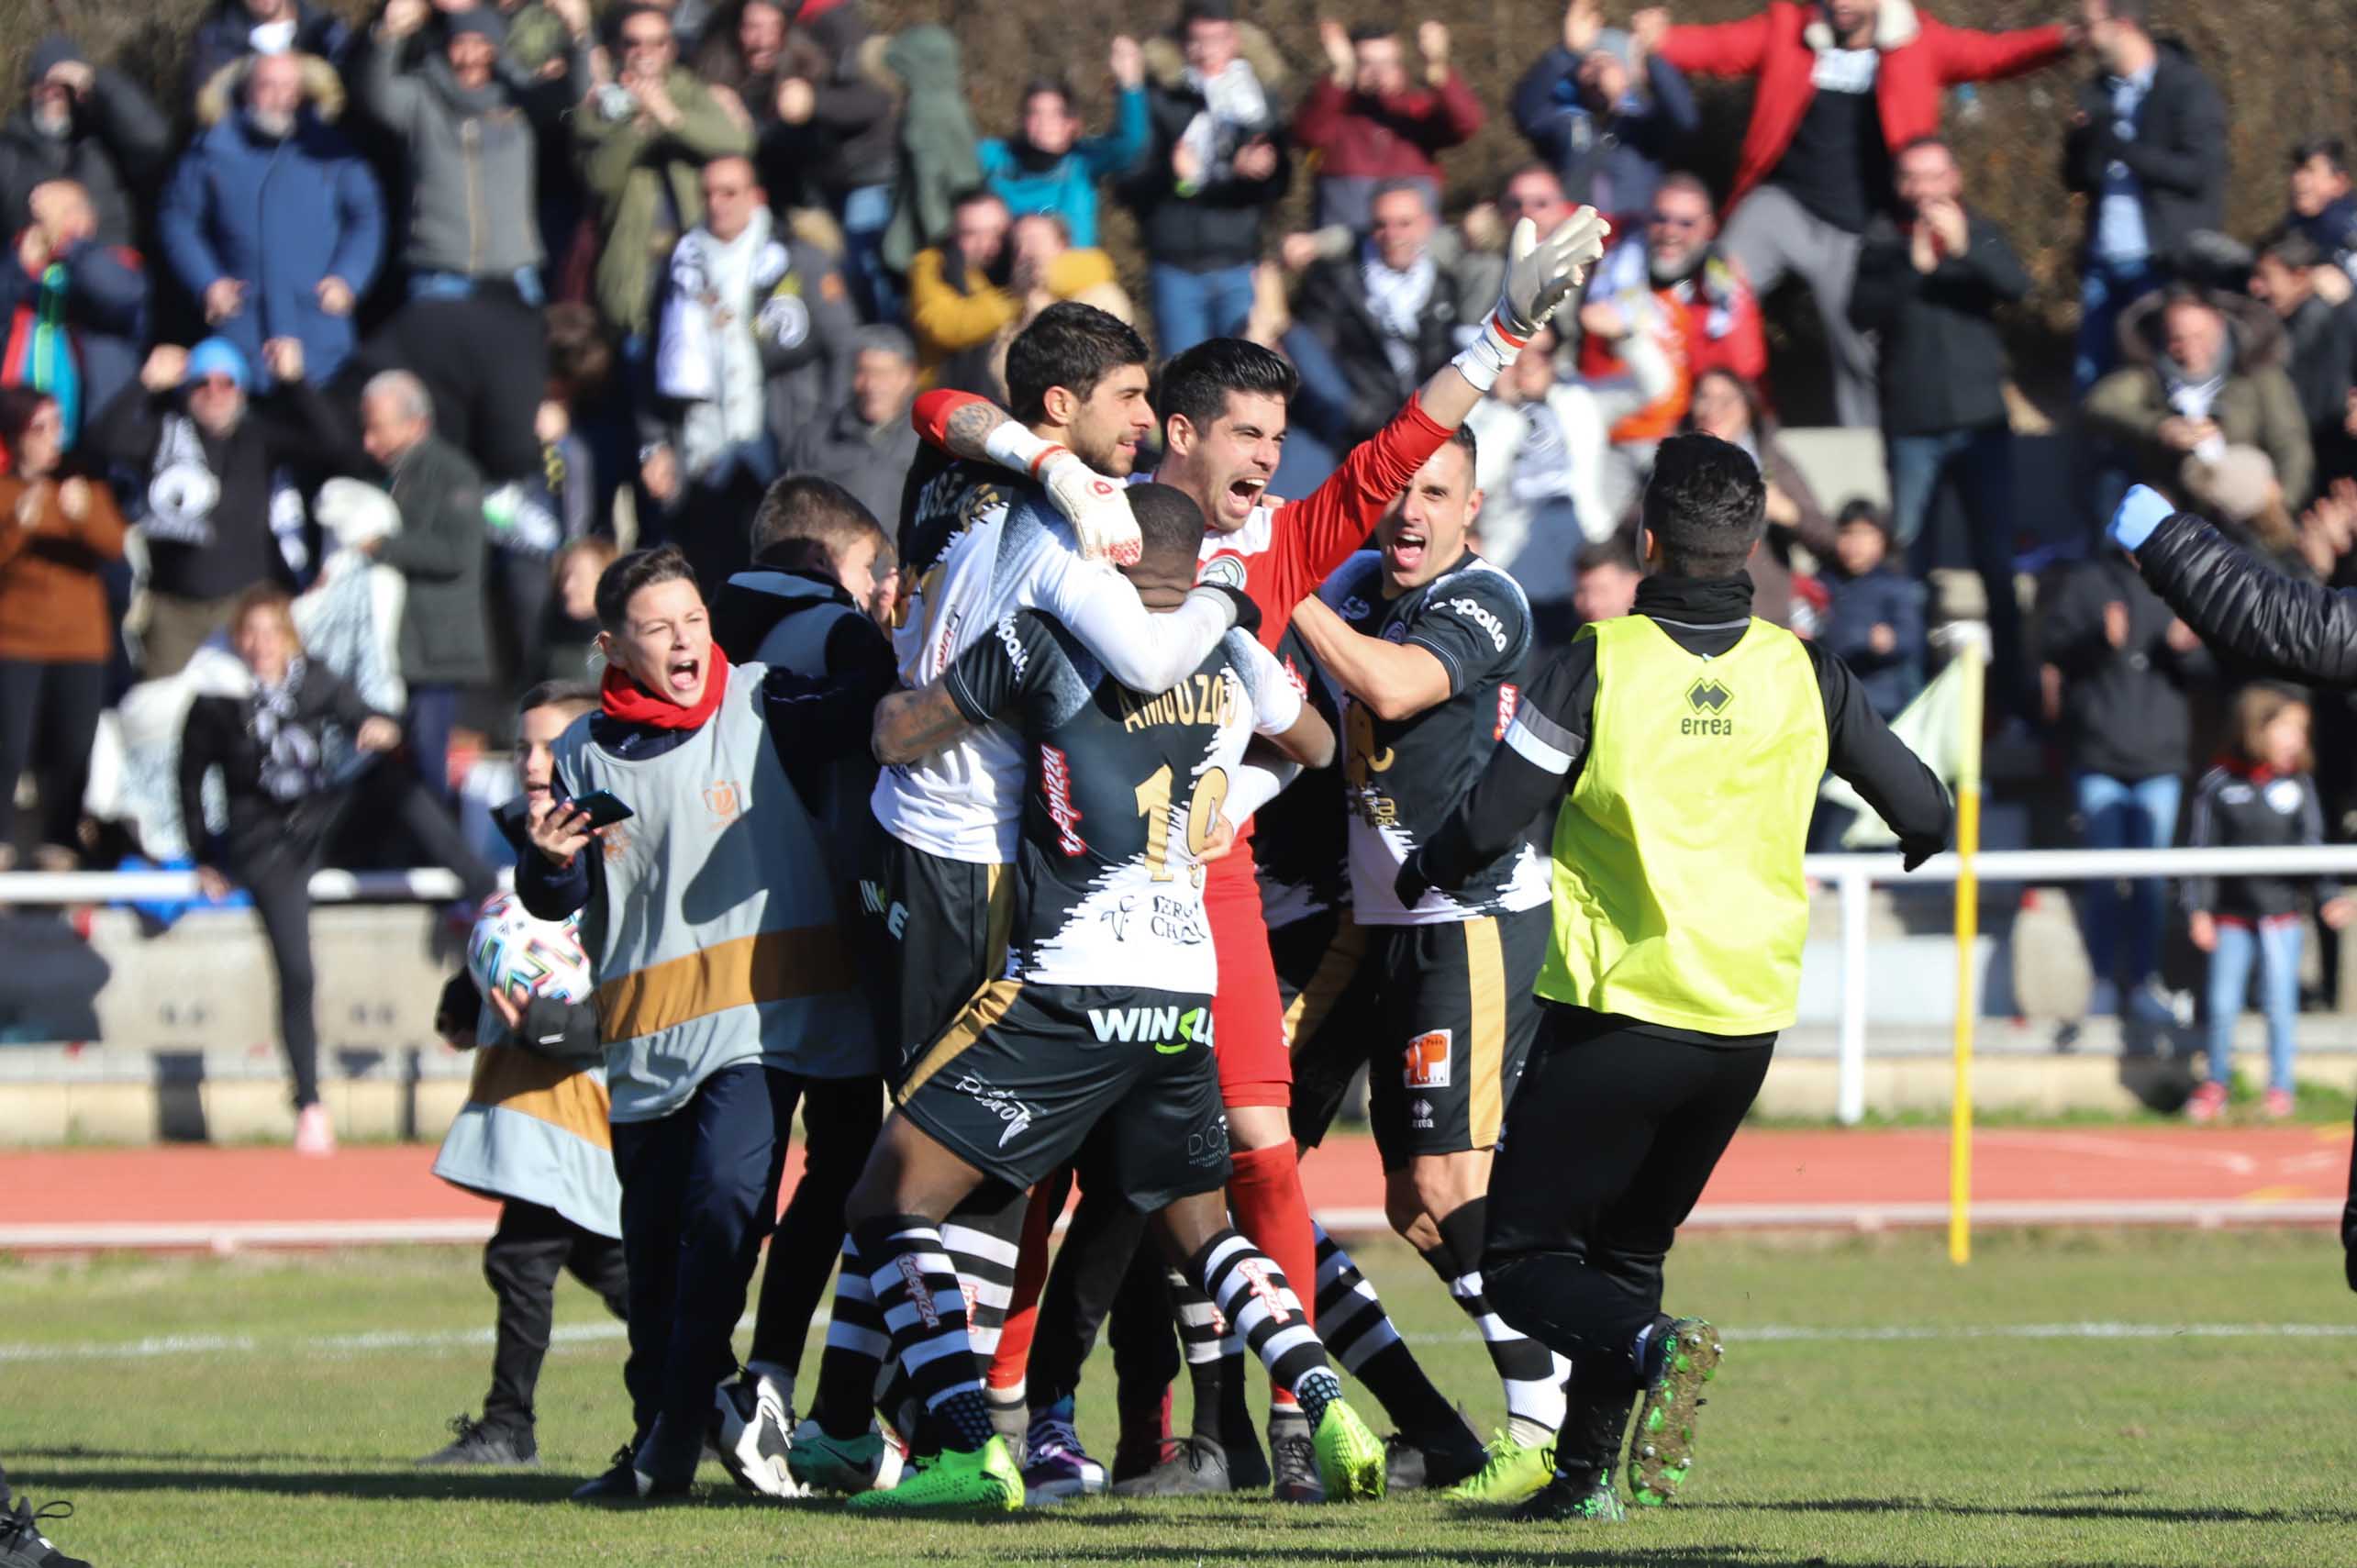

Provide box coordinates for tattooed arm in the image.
[872,681,980,766]
[911,388,1141,564]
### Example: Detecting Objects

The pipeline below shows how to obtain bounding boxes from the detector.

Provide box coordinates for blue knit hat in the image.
[185,337,250,392]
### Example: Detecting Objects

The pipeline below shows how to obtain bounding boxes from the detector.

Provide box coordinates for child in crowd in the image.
[1820,501,1922,721]
[2183,686,2353,1122]
[540,535,618,684]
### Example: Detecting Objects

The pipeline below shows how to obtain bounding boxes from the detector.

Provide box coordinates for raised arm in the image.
[2115,485,2357,685]
[912,387,1141,565]
[1291,592,1452,723]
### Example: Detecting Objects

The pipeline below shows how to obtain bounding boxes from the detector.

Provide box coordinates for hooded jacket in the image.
[0,66,172,252]
[2084,291,2313,509]
[360,31,580,280]
[160,57,385,388]
[874,28,983,278]
[1659,0,2066,211]
[2063,39,2228,272]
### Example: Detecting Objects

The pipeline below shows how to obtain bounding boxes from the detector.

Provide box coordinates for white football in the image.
[466,892,594,1005]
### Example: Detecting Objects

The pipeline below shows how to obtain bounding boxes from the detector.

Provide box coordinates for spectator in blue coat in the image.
[1821,500,1925,720]
[1510,0,1695,227]
[159,51,385,391]
[977,37,1150,250]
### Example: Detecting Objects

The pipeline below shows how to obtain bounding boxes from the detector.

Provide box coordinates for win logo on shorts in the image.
[1088,1005,1215,1053]
[1403,1029,1452,1089]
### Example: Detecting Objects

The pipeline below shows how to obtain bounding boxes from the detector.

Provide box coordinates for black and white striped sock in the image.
[941,1211,1022,1370]
[810,1239,890,1440]
[1315,1221,1463,1439]
[1432,1200,1564,1447]
[1168,1264,1243,1445]
[853,1215,995,1453]
[1190,1229,1340,1429]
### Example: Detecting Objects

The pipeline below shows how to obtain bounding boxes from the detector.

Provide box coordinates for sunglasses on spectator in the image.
[1649,211,1705,229]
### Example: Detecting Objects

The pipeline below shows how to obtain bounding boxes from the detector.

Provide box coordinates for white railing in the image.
[1805,845,2357,1125]
[8,848,2357,1129]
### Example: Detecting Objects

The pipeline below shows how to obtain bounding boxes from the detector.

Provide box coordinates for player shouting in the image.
[840,485,1376,1510]
[927,209,1612,1497]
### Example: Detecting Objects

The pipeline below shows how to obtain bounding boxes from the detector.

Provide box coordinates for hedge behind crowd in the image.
[6,0,2354,410]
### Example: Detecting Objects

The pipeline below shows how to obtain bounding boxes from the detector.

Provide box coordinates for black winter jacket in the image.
[1290,253,1460,449]
[2036,551,2211,781]
[2180,762,2337,921]
[2136,509,2357,686]
[1848,206,2029,437]
[1118,79,1290,273]
[0,70,172,251]
[2062,41,2227,272]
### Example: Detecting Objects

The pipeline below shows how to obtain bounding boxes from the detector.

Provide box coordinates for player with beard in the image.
[788,304,1262,1495]
[934,210,1614,1498]
[841,484,1379,1511]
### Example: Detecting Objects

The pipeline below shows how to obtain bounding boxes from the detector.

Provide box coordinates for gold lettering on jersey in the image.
[1120,673,1234,733]
[1341,701,1400,828]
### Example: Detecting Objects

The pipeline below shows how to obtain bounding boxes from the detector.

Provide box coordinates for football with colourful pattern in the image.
[466,893,593,1004]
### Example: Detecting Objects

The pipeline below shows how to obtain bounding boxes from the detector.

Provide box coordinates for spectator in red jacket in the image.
[1292,17,1482,233]
[1640,0,2072,428]
[1577,172,1765,444]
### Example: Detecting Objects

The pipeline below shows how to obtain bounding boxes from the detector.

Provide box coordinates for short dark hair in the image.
[1445,422,1477,471]
[0,384,54,457]
[544,303,613,401]
[1128,483,1207,566]
[750,473,890,565]
[2095,0,2151,31]
[1022,77,1074,114]
[1157,338,1298,441]
[1640,433,1766,580]
[1179,0,1234,26]
[951,185,1006,217]
[1004,301,1151,426]
[1836,498,1890,539]
[1347,22,1395,45]
[2261,228,2327,271]
[606,1,673,47]
[1896,134,1951,163]
[594,544,700,631]
[517,679,601,718]
[2293,136,2350,175]
[1575,538,1640,578]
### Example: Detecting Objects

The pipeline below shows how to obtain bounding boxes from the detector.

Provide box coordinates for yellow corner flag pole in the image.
[1948,636,1986,1266]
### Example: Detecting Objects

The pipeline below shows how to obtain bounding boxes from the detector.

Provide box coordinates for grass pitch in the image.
[6,1229,2355,1566]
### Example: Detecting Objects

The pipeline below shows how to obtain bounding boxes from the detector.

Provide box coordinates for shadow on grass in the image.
[1716,1496,2357,1526]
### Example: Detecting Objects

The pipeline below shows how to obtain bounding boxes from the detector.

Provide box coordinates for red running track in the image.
[4,1125,2348,1251]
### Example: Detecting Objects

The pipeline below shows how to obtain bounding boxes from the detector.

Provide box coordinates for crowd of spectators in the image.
[0,0,2351,1056]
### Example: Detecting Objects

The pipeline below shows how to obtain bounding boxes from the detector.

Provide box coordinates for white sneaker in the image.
[294,1104,337,1157]
[712,1372,805,1498]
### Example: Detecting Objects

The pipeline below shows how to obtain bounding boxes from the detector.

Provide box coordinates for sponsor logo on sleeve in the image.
[995,614,1029,676]
[1446,596,1508,652]
[1495,683,1519,741]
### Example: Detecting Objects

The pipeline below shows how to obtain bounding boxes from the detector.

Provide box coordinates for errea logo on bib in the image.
[1446,596,1508,652]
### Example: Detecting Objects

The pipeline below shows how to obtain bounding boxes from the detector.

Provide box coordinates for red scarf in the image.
[600,645,730,731]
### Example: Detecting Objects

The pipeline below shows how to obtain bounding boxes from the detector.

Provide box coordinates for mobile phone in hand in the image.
[571,789,635,828]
